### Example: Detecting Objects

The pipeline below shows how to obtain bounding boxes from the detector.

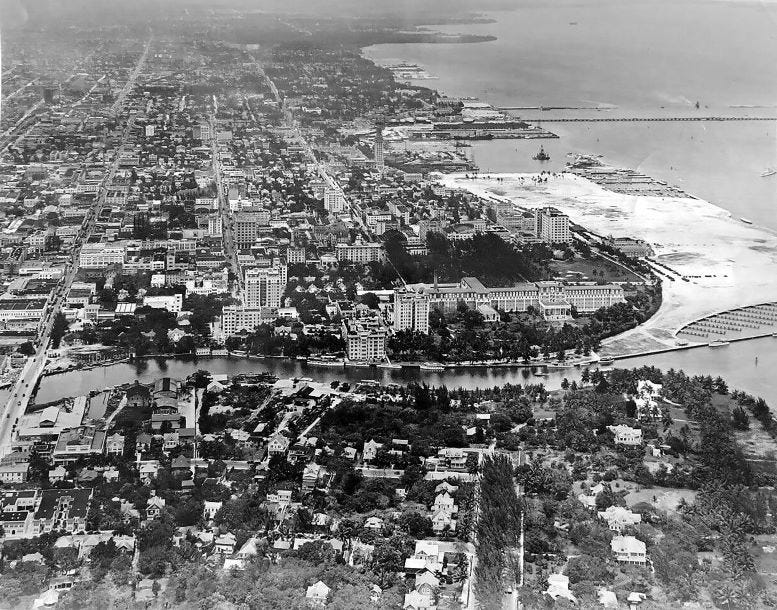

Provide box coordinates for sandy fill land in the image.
[438,172,777,356]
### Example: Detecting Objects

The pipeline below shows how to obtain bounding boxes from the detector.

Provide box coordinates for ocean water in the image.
[362,0,777,401]
[364,0,777,230]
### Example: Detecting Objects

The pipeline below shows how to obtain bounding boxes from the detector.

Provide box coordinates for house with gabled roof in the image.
[305,580,331,606]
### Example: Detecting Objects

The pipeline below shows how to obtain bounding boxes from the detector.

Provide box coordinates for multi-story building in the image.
[221,305,274,337]
[0,489,93,540]
[374,124,384,171]
[324,187,345,213]
[143,293,183,313]
[286,246,306,265]
[243,265,286,309]
[335,242,385,264]
[208,214,222,237]
[393,289,430,334]
[342,319,387,362]
[412,277,625,320]
[52,426,107,465]
[535,207,571,244]
[79,243,126,268]
[234,210,270,248]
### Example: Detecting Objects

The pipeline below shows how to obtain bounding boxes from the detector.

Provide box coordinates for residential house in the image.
[48,465,67,483]
[362,439,383,462]
[403,590,435,610]
[598,506,642,532]
[203,501,222,522]
[106,433,125,456]
[608,425,643,446]
[305,580,331,606]
[414,571,440,597]
[214,532,236,554]
[146,495,166,520]
[610,535,647,564]
[138,461,160,483]
[267,433,290,457]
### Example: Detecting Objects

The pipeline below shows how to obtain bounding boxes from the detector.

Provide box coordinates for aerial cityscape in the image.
[0,0,776,608]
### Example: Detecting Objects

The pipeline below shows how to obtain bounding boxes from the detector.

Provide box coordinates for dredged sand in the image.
[438,172,777,356]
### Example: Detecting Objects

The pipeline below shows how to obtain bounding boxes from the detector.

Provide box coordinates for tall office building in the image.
[393,289,430,334]
[243,265,286,309]
[374,123,384,171]
[535,207,571,244]
[324,187,345,213]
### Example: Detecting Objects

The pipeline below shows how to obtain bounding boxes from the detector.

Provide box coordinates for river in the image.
[31,335,777,405]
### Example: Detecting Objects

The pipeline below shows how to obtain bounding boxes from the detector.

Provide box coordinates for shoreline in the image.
[37,328,777,381]
[439,171,777,358]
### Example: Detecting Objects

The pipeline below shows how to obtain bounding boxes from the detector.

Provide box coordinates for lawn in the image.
[624,486,697,515]
[551,254,644,284]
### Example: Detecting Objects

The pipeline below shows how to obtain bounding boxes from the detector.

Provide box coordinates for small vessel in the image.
[709,340,730,347]
[534,371,549,377]
[740,218,753,225]
[378,362,402,369]
[419,362,445,371]
[761,168,776,177]
[532,145,550,161]
[308,358,345,367]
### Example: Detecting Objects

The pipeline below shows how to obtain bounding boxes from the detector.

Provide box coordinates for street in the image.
[0,42,150,456]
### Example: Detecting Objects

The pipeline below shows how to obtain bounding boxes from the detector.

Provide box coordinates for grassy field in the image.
[551,254,644,284]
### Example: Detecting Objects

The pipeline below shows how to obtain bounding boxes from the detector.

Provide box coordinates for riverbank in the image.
[28,332,777,407]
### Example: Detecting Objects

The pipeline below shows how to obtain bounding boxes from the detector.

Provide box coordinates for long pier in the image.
[508,115,776,123]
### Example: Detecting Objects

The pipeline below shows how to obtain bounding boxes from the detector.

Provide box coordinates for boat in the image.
[534,371,549,377]
[308,358,344,367]
[378,362,402,369]
[761,168,776,177]
[709,340,730,347]
[532,145,551,161]
[419,362,445,371]
[740,217,753,225]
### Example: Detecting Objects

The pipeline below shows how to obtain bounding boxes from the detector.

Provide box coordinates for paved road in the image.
[0,45,148,455]
[209,114,242,297]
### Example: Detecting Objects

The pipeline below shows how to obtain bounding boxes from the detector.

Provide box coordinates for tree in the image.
[50,312,68,348]
[18,341,35,356]
[398,511,432,537]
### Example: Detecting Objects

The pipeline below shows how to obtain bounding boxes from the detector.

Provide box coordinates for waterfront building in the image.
[604,236,653,258]
[410,277,624,320]
[535,207,571,244]
[341,319,387,362]
[221,305,275,337]
[393,289,430,334]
